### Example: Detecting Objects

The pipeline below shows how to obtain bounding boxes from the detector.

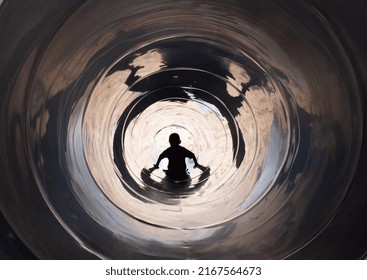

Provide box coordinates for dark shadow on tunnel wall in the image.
[288,0,367,259]
[0,212,36,259]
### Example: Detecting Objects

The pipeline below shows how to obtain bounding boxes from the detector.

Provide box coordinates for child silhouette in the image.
[150,133,201,181]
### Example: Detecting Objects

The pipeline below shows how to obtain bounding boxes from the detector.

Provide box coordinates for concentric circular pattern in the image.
[0,0,365,259]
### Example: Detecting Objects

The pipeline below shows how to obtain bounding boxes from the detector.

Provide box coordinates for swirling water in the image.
[0,0,364,259]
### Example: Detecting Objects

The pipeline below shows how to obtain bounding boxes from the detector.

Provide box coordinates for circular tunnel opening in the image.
[0,0,366,259]
[79,37,291,231]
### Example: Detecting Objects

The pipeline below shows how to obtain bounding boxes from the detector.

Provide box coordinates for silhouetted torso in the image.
[151,133,199,183]
[160,145,195,180]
